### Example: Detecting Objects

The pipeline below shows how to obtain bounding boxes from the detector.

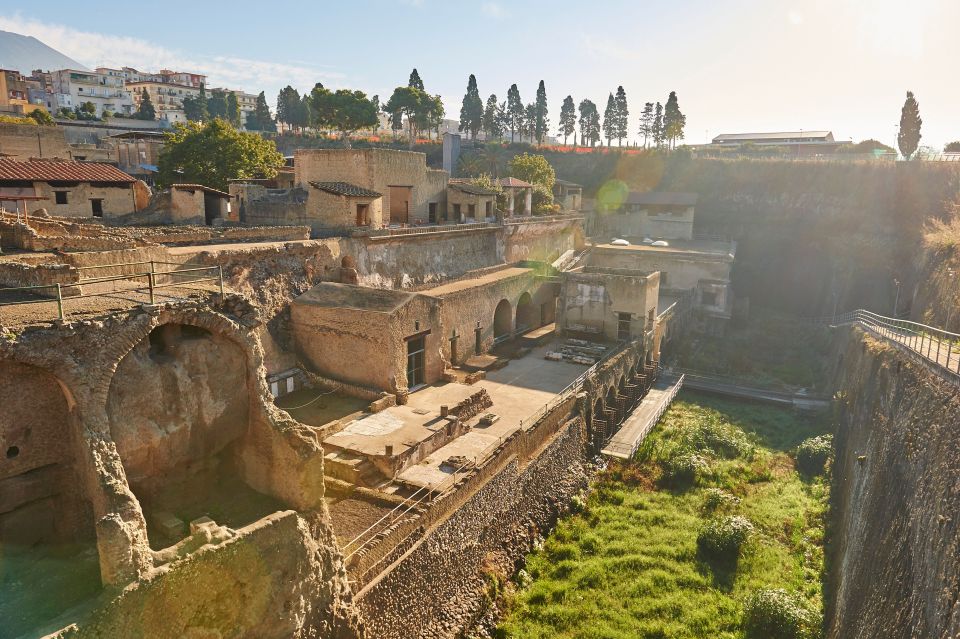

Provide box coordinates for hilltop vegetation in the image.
[493,394,830,639]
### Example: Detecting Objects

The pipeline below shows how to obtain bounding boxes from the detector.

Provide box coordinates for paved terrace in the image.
[593,238,737,260]
[323,340,594,490]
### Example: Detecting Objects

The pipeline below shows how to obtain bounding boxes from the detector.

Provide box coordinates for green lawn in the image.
[495,392,830,639]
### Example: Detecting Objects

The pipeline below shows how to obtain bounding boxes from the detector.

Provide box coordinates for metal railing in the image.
[820,309,960,385]
[0,261,224,321]
[356,221,499,238]
[601,373,684,459]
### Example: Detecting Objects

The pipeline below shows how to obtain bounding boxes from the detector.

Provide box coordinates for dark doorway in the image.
[428,202,437,223]
[493,299,512,340]
[515,292,535,332]
[406,336,426,389]
[389,185,412,224]
[356,203,369,226]
[90,198,103,217]
[617,312,632,340]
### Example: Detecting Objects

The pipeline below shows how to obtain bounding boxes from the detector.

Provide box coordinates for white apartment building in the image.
[51,69,135,116]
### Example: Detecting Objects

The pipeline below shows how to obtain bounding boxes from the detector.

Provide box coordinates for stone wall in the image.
[0,122,74,159]
[355,415,589,638]
[502,217,584,264]
[827,328,960,638]
[32,181,139,219]
[558,269,659,341]
[0,261,80,298]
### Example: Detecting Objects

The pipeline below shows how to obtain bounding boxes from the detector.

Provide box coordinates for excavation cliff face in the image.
[828,329,960,638]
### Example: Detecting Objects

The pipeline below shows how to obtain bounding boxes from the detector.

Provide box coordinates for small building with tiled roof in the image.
[447,180,497,222]
[0,158,144,219]
[169,184,234,225]
[306,180,383,228]
[553,178,583,211]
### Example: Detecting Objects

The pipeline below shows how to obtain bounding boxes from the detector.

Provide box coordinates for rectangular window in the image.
[54,191,68,204]
[406,336,426,389]
[90,199,103,217]
[428,202,437,223]
[468,203,476,217]
[701,291,718,307]
[485,201,493,216]
[617,312,632,341]
[452,203,461,218]
[356,203,369,226]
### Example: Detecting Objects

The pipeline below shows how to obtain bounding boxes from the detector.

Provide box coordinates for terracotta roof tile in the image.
[0,159,135,184]
[498,177,533,188]
[309,181,382,198]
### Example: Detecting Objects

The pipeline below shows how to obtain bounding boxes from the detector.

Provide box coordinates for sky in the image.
[2,0,959,149]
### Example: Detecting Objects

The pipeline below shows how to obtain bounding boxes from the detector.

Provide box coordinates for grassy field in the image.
[671,308,832,391]
[494,392,830,639]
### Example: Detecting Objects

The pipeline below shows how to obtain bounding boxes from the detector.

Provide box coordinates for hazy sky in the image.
[3,0,958,149]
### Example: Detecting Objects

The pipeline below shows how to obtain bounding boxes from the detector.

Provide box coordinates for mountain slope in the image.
[0,29,87,74]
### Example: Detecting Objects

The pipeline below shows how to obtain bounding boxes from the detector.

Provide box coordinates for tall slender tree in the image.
[506,84,523,143]
[663,91,686,149]
[408,68,424,91]
[638,102,654,148]
[245,91,275,131]
[135,87,155,120]
[523,103,537,143]
[614,86,629,146]
[482,93,502,140]
[534,80,549,145]
[652,102,664,149]
[226,92,241,127]
[602,93,616,146]
[276,86,301,133]
[898,91,922,160]
[459,74,484,140]
[207,89,227,120]
[558,95,576,146]
[578,99,600,148]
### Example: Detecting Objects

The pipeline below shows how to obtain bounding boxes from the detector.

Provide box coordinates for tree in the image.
[459,74,484,140]
[27,109,55,125]
[158,118,284,191]
[183,83,208,122]
[946,141,960,153]
[638,102,654,148]
[578,99,600,147]
[207,89,227,120]
[523,103,537,143]
[652,102,664,148]
[482,93,502,140]
[663,91,686,149]
[385,86,427,147]
[135,88,155,120]
[534,80,549,145]
[558,95,576,146]
[614,86,629,146]
[245,91,275,132]
[408,68,424,91]
[276,86,308,133]
[506,84,523,143]
[311,89,379,146]
[225,92,241,127]
[898,91,922,160]
[602,93,616,146]
[508,152,555,190]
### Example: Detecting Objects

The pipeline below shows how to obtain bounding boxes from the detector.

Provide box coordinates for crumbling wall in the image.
[827,328,960,638]
[0,122,73,159]
[355,415,589,638]
[503,217,584,263]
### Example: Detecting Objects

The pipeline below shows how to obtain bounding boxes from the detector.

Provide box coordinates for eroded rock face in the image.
[106,323,249,489]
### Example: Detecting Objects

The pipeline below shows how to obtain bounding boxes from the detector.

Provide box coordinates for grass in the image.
[671,308,832,391]
[495,392,830,639]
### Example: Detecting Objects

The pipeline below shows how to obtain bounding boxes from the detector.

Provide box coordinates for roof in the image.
[108,130,167,140]
[293,282,415,314]
[0,159,136,184]
[309,181,382,198]
[712,131,834,143]
[624,191,698,206]
[171,183,231,198]
[447,181,498,196]
[498,177,533,188]
[554,178,582,188]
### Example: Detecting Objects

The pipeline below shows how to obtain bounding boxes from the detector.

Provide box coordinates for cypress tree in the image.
[534,80,549,145]
[614,86,629,146]
[459,74,484,140]
[602,93,616,146]
[898,91,922,160]
[558,95,576,146]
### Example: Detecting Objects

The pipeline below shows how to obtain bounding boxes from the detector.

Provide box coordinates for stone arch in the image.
[515,291,536,332]
[493,298,512,339]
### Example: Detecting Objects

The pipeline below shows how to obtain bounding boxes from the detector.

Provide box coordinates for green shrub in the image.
[701,488,741,513]
[689,418,754,459]
[743,588,818,639]
[697,515,754,560]
[661,451,709,486]
[795,435,833,476]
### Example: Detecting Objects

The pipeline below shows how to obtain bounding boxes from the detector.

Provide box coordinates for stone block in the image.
[152,511,185,540]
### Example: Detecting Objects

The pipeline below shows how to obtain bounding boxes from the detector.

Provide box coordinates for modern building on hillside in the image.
[591,191,697,240]
[0,69,43,115]
[710,131,849,155]
[209,87,258,128]
[50,69,135,117]
[0,158,141,218]
[126,79,198,123]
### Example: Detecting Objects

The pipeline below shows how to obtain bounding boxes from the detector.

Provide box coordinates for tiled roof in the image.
[624,191,698,206]
[448,181,497,196]
[554,178,582,188]
[309,181,382,198]
[171,183,231,197]
[498,177,533,188]
[0,159,136,184]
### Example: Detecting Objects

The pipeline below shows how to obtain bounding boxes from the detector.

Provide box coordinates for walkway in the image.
[673,369,830,411]
[602,373,684,459]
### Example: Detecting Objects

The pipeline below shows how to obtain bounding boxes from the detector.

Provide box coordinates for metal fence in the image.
[0,260,224,321]
[823,309,960,385]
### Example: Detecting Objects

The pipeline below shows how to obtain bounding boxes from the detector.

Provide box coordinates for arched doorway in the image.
[494,299,512,340]
[515,292,535,332]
